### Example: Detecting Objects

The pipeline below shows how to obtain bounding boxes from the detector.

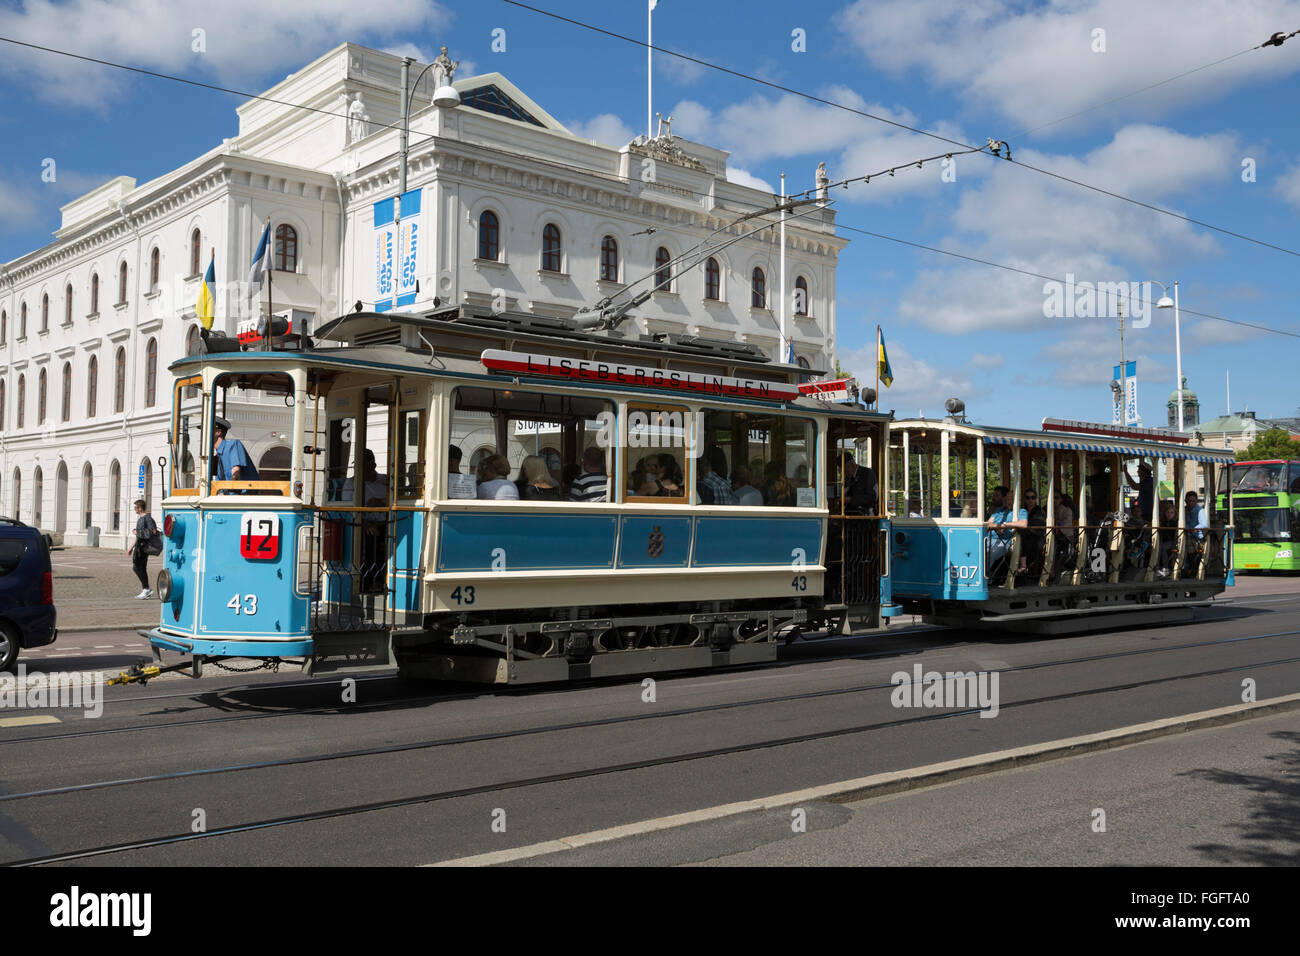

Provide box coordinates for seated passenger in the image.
[520,455,561,500]
[1157,499,1179,574]
[638,453,684,497]
[448,444,463,475]
[986,485,1028,577]
[699,446,737,504]
[763,461,794,507]
[1054,492,1076,528]
[477,454,520,500]
[732,467,762,507]
[569,447,608,502]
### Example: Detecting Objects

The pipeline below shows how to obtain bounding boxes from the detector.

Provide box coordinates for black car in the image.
[0,518,57,671]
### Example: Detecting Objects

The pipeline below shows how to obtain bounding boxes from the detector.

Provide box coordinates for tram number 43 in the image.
[239,512,281,560]
[227,594,259,615]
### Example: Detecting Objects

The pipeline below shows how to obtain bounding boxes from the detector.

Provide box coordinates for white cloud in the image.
[655,50,708,86]
[0,168,116,236]
[839,340,977,417]
[892,125,1236,334]
[726,166,774,192]
[834,0,1300,135]
[567,113,636,147]
[970,352,1004,369]
[0,0,452,111]
[1279,161,1300,210]
[669,91,975,203]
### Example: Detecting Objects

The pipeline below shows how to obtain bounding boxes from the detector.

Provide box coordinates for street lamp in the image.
[1144,279,1183,431]
[397,56,461,220]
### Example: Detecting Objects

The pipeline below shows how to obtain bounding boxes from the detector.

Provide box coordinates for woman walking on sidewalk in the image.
[126,499,159,599]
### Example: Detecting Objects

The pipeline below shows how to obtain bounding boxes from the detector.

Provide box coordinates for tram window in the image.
[624,404,690,503]
[326,418,354,501]
[211,371,294,491]
[947,433,978,518]
[697,408,817,507]
[396,409,424,499]
[170,375,203,494]
[450,387,614,501]
[906,432,942,517]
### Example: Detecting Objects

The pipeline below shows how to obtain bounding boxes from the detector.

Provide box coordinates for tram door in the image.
[824,419,884,612]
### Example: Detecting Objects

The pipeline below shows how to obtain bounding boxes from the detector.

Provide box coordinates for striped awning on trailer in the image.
[982,434,1233,463]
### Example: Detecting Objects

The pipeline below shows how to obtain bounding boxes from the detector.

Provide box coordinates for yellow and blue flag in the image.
[197,252,215,330]
[878,329,894,388]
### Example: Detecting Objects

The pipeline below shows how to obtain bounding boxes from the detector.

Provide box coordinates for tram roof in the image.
[171,340,891,420]
[891,418,1236,464]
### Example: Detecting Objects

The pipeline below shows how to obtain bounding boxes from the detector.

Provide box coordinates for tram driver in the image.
[212,417,261,484]
[340,449,390,593]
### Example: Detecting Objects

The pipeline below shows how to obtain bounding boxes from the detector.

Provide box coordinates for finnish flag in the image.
[248,220,272,292]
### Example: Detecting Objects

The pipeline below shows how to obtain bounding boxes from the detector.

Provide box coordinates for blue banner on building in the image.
[374,189,422,313]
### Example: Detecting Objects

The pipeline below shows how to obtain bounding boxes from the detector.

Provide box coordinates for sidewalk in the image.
[50,546,161,631]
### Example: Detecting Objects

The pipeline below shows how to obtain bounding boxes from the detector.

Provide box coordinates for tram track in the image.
[6,646,1300,866]
[1,624,1297,752]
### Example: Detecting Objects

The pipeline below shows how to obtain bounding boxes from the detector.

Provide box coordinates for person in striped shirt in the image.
[569,446,608,502]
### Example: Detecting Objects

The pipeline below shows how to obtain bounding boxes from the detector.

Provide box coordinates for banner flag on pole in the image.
[196,251,216,330]
[248,219,272,298]
[878,330,894,388]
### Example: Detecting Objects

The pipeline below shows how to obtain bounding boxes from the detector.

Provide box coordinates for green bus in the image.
[1217,460,1300,572]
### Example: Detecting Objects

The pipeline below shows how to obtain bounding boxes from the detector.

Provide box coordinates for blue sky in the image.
[3,0,1299,429]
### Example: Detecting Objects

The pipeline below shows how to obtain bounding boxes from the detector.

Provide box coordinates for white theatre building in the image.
[0,42,846,547]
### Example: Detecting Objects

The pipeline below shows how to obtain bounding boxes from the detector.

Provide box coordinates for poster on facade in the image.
[1112,361,1136,425]
[373,189,422,313]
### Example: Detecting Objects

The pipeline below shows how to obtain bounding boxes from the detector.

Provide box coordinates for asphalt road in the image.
[1,576,1297,867]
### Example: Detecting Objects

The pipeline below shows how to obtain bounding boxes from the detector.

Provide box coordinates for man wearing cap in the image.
[213,416,260,483]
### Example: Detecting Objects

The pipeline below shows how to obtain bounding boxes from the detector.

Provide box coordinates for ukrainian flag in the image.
[878,330,894,388]
[197,253,215,330]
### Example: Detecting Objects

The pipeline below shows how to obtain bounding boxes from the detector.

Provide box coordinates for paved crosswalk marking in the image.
[0,715,62,728]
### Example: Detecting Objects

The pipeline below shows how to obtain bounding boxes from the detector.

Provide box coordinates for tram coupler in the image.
[108,657,203,686]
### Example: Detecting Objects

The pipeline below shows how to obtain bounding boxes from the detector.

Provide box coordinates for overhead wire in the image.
[499,0,1300,260]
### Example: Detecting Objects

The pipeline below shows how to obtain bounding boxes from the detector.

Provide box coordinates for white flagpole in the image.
[779,171,787,363]
[648,1,656,139]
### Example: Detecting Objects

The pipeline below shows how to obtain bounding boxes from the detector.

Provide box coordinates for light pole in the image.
[396,56,462,225]
[1148,279,1183,432]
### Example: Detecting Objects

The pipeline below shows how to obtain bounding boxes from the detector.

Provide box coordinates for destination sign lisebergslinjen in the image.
[480,349,801,401]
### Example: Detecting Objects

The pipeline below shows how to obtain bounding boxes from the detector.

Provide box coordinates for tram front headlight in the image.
[156,569,173,602]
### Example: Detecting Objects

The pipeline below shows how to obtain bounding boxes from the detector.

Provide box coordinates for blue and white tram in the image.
[140,308,895,684]
[885,417,1236,631]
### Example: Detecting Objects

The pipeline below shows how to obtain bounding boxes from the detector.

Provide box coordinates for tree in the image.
[1237,427,1300,462]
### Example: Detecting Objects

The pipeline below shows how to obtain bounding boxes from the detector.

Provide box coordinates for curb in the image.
[427,691,1300,867]
[59,624,155,634]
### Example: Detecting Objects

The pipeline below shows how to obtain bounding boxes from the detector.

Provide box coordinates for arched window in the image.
[794,275,809,316]
[114,347,126,413]
[90,273,99,314]
[600,235,619,282]
[705,257,721,300]
[109,460,121,531]
[64,283,73,325]
[61,362,72,422]
[795,356,811,369]
[11,469,19,521]
[190,228,202,276]
[16,374,24,429]
[37,368,47,425]
[655,246,672,292]
[118,262,128,304]
[144,337,158,408]
[41,293,49,332]
[751,267,767,309]
[82,463,94,530]
[0,379,5,432]
[20,301,27,338]
[33,466,43,527]
[274,224,297,272]
[542,223,562,273]
[478,211,500,261]
[87,355,98,419]
[149,247,160,291]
